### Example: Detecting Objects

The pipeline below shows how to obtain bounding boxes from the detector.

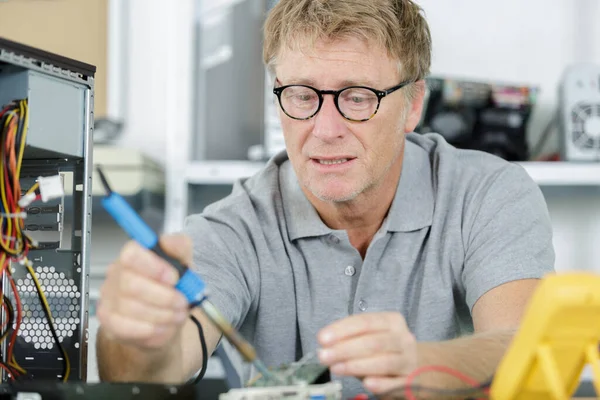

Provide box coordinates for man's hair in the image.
[263,0,432,84]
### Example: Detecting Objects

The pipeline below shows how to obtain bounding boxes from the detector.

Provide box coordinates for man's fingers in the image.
[114,297,189,326]
[98,308,167,344]
[116,270,189,310]
[330,354,410,377]
[117,241,179,285]
[318,312,408,345]
[318,333,402,365]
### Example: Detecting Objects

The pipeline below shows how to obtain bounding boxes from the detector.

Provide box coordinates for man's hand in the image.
[96,233,224,383]
[317,312,417,396]
[97,234,191,351]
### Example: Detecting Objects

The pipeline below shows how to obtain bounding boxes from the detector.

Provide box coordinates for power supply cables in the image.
[0,99,70,381]
[0,100,30,381]
[0,99,32,257]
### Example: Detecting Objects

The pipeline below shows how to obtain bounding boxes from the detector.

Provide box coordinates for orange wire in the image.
[7,119,19,203]
[5,118,16,188]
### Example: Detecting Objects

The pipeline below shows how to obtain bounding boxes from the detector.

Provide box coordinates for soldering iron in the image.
[96,166,275,382]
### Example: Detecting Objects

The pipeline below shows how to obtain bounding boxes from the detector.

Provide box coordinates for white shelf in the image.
[185,160,600,186]
[519,162,600,186]
[186,160,266,184]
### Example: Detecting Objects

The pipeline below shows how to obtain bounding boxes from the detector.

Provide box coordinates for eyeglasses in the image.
[273,80,412,122]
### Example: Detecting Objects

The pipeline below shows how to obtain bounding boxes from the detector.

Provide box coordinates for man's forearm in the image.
[96,327,186,383]
[416,330,515,391]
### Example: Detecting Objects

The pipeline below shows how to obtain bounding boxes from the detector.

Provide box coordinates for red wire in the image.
[0,362,15,381]
[404,365,490,400]
[0,105,12,119]
[7,269,22,365]
[3,130,15,210]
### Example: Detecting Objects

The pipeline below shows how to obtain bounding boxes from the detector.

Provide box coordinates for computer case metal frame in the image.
[0,36,94,381]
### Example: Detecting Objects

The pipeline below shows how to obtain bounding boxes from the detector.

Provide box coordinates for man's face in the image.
[274,37,423,203]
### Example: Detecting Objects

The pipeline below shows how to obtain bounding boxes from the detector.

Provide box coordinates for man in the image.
[96,0,555,398]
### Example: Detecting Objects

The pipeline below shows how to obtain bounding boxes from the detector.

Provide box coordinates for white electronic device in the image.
[219,382,342,400]
[558,64,600,161]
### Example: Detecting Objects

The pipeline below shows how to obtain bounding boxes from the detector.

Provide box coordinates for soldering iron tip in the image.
[96,166,113,195]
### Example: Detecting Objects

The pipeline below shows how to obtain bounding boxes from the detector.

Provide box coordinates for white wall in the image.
[109,0,177,164]
[123,0,170,163]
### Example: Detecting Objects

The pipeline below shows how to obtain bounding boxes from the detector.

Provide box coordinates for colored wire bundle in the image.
[0,100,70,382]
[0,252,24,380]
[0,99,33,258]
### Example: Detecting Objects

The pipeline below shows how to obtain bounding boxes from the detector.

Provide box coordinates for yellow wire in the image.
[25,262,70,381]
[2,111,13,130]
[24,182,39,197]
[15,101,28,179]
[9,355,25,375]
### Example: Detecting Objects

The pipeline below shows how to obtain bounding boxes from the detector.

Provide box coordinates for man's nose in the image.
[312,95,347,141]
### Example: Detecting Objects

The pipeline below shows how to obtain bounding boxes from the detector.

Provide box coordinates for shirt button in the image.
[358,300,368,312]
[344,266,356,276]
[328,235,340,244]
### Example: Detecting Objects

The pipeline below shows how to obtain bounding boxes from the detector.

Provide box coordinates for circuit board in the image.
[246,352,330,388]
[247,363,329,387]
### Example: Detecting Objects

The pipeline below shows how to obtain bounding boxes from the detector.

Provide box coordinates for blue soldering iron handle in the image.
[153,247,208,304]
[101,192,207,303]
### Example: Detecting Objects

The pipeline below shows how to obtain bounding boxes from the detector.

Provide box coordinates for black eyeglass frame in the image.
[272,80,413,122]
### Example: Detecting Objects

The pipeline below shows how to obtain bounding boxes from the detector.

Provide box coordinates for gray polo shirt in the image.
[184,132,555,396]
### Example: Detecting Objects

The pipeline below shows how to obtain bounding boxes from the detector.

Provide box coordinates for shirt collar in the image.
[279,139,434,241]
[280,159,335,241]
[385,139,434,232]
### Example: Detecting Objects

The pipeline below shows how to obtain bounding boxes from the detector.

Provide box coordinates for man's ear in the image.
[403,80,426,133]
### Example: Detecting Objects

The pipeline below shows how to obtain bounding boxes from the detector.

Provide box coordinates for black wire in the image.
[29,270,68,381]
[1,295,21,380]
[190,314,208,383]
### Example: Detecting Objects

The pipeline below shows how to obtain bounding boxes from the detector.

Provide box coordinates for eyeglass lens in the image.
[279,86,379,120]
